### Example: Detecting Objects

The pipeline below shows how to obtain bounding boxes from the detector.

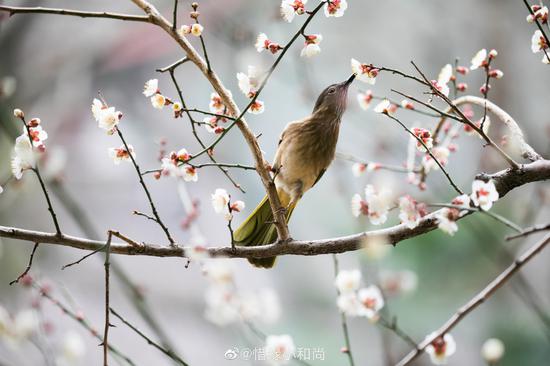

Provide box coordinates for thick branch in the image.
[1,160,548,259]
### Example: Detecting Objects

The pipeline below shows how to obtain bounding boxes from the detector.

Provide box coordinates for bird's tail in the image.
[233,194,295,268]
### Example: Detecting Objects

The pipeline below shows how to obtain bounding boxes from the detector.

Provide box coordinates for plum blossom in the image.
[334,270,361,293]
[435,208,459,236]
[412,127,433,151]
[143,79,159,97]
[191,24,203,37]
[357,286,385,320]
[300,34,323,58]
[356,90,373,110]
[265,335,296,364]
[181,165,198,182]
[203,116,226,134]
[351,58,378,84]
[324,0,348,18]
[108,145,135,165]
[531,30,549,57]
[527,6,548,24]
[398,195,424,229]
[11,135,35,179]
[352,162,367,176]
[422,147,450,173]
[13,108,24,118]
[212,188,244,220]
[351,185,391,225]
[151,94,167,109]
[255,33,281,54]
[237,66,260,97]
[373,99,397,115]
[481,338,505,364]
[209,92,226,113]
[470,179,499,211]
[425,333,456,365]
[91,98,122,133]
[434,64,452,97]
[204,286,240,326]
[250,100,265,114]
[280,0,307,23]
[470,49,487,70]
[401,99,415,110]
[58,331,86,364]
[178,25,191,35]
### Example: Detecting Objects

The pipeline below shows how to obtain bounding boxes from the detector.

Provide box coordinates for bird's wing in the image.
[273,120,303,168]
[312,168,326,187]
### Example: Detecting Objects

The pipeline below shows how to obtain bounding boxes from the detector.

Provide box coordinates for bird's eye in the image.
[328,87,336,94]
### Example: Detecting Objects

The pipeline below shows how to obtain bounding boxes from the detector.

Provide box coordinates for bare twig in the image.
[506,223,550,241]
[142,162,256,176]
[9,242,39,285]
[110,308,189,366]
[332,255,356,366]
[156,57,189,73]
[377,316,418,349]
[382,112,464,195]
[396,234,550,366]
[0,5,151,22]
[172,0,178,31]
[336,152,419,174]
[103,232,112,366]
[116,127,176,246]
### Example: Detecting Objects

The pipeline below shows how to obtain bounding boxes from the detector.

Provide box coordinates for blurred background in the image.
[0,0,549,365]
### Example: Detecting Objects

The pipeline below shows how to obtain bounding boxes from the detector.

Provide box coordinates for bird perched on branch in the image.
[234,74,356,268]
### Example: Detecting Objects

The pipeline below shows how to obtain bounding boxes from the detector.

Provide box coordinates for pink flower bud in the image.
[456,66,469,75]
[488,69,503,79]
[28,118,41,127]
[480,83,490,94]
[457,83,468,92]
[488,49,498,59]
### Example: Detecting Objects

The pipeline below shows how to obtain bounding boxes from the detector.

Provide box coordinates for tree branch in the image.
[396,234,550,366]
[0,5,151,22]
[1,159,548,259]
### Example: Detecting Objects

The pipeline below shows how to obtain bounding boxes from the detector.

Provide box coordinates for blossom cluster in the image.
[160,148,198,182]
[211,188,245,221]
[10,109,49,180]
[334,269,384,320]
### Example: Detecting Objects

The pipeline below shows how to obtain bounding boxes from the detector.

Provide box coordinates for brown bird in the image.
[234,74,356,268]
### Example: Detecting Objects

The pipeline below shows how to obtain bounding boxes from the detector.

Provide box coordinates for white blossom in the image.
[191,24,204,37]
[151,94,166,109]
[357,285,384,319]
[143,79,159,97]
[335,270,361,293]
[425,333,456,365]
[324,0,348,17]
[265,335,296,365]
[435,208,458,236]
[11,135,35,179]
[108,145,135,165]
[481,338,505,364]
[398,195,421,229]
[351,58,378,84]
[470,49,487,70]
[356,90,373,110]
[471,179,499,211]
[280,0,307,22]
[237,66,260,97]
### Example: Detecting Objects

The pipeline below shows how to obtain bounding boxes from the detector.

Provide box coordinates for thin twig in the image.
[377,316,418,349]
[332,255,356,366]
[390,89,462,122]
[116,127,176,246]
[335,152,420,174]
[396,234,550,366]
[0,5,151,22]
[103,232,112,366]
[9,242,39,285]
[156,57,190,73]
[382,112,464,195]
[16,115,62,234]
[110,308,189,366]
[172,0,178,31]
[506,223,550,241]
[141,162,256,176]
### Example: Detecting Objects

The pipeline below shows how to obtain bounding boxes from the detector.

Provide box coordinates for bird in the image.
[233,74,356,268]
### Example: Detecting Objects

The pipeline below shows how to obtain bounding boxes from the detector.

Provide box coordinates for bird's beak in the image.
[343,73,356,87]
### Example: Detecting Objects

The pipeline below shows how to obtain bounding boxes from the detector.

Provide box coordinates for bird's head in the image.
[312,73,355,117]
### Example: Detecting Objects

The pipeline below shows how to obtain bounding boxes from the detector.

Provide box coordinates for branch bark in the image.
[1,159,548,259]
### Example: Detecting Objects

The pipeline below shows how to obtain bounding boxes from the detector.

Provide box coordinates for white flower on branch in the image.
[177,24,191,35]
[351,162,367,176]
[191,24,204,37]
[203,116,226,134]
[470,48,487,70]
[211,188,230,214]
[425,333,456,365]
[531,30,548,53]
[481,338,505,364]
[25,120,48,148]
[236,66,260,98]
[351,58,378,84]
[373,99,396,115]
[280,0,307,23]
[398,195,425,229]
[209,92,227,113]
[255,33,282,54]
[108,145,135,165]
[437,64,453,85]
[11,134,35,180]
[357,285,385,320]
[335,269,361,293]
[351,185,391,225]
[150,93,167,109]
[142,79,159,97]
[265,334,296,364]
[435,208,459,236]
[356,90,373,110]
[249,100,265,114]
[300,34,323,58]
[470,179,499,211]
[91,98,122,134]
[181,165,198,182]
[422,146,450,173]
[324,0,348,18]
[412,127,433,151]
